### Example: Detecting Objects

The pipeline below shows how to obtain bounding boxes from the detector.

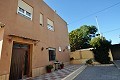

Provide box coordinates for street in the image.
[74,65,120,80]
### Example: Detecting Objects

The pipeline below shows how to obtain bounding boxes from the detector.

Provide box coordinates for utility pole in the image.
[95,16,101,36]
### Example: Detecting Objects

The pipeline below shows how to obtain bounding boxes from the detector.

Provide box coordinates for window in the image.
[17,7,32,20]
[19,7,24,13]
[48,48,56,61]
[40,13,43,26]
[17,0,33,20]
[18,7,25,15]
[26,11,31,18]
[47,19,54,31]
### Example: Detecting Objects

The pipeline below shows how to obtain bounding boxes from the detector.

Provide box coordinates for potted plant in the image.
[60,62,64,69]
[86,58,94,65]
[46,64,53,73]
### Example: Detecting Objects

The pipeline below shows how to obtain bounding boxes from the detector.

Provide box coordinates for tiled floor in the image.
[25,65,84,80]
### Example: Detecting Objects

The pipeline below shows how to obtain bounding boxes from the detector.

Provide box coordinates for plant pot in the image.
[60,65,64,69]
[47,69,51,73]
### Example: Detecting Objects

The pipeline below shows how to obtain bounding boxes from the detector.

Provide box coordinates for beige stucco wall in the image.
[0,0,70,78]
[0,74,9,80]
[70,49,94,64]
[70,50,94,60]
[80,50,94,59]
[70,51,81,60]
[70,49,113,64]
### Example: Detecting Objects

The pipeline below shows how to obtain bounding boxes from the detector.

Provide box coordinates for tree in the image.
[69,25,97,52]
[90,36,112,64]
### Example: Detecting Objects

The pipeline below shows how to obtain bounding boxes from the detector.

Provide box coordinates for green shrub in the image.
[90,36,111,64]
[86,59,94,64]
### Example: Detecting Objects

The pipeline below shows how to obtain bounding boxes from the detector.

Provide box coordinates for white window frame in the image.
[48,48,56,61]
[47,19,54,31]
[47,24,54,31]
[17,7,32,20]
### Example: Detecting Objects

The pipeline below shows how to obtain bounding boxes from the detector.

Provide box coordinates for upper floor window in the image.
[26,11,31,17]
[17,0,33,20]
[19,7,24,13]
[47,19,54,31]
[40,13,43,26]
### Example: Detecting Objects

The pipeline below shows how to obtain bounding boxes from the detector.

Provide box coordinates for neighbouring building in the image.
[0,0,70,79]
[111,44,120,60]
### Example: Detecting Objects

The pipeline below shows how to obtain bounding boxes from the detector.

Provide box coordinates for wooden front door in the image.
[9,43,30,80]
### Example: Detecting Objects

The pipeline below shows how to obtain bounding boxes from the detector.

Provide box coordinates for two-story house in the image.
[0,0,70,80]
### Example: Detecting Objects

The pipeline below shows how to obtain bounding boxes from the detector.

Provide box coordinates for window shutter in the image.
[40,13,43,26]
[18,0,33,15]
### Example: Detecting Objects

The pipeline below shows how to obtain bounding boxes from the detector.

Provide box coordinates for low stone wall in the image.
[70,49,113,64]
[70,59,89,64]
[32,61,70,77]
[32,66,46,77]
[70,49,94,64]
[0,74,9,80]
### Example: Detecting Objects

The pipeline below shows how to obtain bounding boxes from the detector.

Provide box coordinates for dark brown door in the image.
[9,43,30,80]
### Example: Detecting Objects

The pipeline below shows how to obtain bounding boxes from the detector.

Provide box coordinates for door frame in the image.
[10,41,33,79]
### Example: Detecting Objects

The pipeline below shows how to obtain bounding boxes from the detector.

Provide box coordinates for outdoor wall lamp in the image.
[7,37,13,43]
[63,49,65,52]
[41,47,44,51]
[0,22,5,28]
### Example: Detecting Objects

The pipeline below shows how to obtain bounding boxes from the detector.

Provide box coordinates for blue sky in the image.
[44,0,120,44]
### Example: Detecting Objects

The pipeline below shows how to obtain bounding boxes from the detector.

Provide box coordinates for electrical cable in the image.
[103,28,120,34]
[68,1,120,25]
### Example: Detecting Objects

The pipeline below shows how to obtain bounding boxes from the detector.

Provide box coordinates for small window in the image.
[17,0,33,20]
[17,7,32,20]
[26,11,31,17]
[47,19,54,31]
[48,48,56,61]
[19,7,24,13]
[40,13,43,26]
[47,24,54,31]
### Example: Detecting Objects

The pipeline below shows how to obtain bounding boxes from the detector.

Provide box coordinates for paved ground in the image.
[114,60,120,69]
[25,65,84,80]
[74,65,120,80]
